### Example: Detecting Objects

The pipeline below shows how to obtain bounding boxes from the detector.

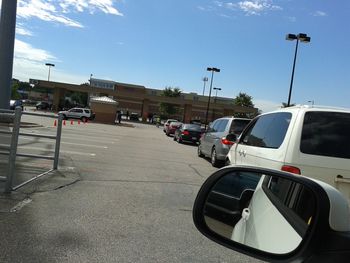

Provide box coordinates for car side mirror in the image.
[225,133,237,142]
[193,166,350,263]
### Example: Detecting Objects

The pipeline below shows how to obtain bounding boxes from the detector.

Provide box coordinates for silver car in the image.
[198,117,251,167]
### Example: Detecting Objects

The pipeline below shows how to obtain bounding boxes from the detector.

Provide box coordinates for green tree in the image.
[233,92,258,118]
[159,87,182,118]
[11,83,21,99]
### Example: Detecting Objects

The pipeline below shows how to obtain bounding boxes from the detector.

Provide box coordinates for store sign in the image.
[90,78,115,90]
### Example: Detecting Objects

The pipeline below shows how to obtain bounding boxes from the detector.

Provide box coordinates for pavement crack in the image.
[53,179,81,191]
[188,164,204,178]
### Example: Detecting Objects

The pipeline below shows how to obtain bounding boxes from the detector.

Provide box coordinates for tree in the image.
[11,82,21,99]
[159,87,182,118]
[233,92,258,118]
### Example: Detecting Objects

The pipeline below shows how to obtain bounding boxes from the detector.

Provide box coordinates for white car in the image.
[226,105,350,201]
[58,108,95,122]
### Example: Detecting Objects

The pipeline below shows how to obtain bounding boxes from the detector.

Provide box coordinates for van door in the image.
[201,120,220,155]
[235,113,292,167]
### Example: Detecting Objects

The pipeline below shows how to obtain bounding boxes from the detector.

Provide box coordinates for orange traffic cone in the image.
[54,120,57,127]
[63,120,66,126]
[71,120,74,125]
[78,120,81,125]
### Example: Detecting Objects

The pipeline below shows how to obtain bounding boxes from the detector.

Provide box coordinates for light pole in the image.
[202,77,208,96]
[45,63,55,82]
[205,67,220,129]
[308,100,314,106]
[286,33,311,107]
[212,87,221,120]
[0,0,18,109]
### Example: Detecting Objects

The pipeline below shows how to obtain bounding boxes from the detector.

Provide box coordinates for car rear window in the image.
[183,124,201,131]
[300,111,350,159]
[230,119,251,134]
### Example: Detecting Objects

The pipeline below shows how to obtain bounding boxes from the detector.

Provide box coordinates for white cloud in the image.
[217,0,282,16]
[16,24,34,36]
[312,10,327,17]
[17,0,123,28]
[13,39,87,84]
[14,39,56,62]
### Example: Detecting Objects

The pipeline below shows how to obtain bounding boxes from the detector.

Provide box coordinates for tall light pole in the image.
[0,0,18,109]
[212,87,221,120]
[45,63,55,82]
[202,77,208,96]
[205,67,220,129]
[286,33,311,107]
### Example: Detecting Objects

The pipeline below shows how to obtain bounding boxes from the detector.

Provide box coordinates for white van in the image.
[227,105,350,200]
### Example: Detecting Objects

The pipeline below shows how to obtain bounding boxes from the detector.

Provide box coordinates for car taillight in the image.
[182,130,190,135]
[221,137,235,145]
[281,165,301,175]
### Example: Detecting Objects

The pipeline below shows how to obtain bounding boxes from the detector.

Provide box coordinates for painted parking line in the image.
[7,145,97,157]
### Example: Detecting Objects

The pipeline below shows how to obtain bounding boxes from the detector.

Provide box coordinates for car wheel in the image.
[173,135,177,141]
[211,147,222,168]
[197,145,204,157]
[177,136,182,144]
[81,116,87,122]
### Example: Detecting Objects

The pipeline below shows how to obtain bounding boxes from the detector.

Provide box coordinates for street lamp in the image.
[286,33,311,107]
[202,77,208,96]
[45,63,55,82]
[212,87,222,120]
[205,67,220,128]
[308,100,314,106]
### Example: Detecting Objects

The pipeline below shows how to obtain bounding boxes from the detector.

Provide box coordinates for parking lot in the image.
[0,113,261,263]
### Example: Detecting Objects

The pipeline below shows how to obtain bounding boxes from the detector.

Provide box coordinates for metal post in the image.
[53,114,63,169]
[204,71,215,129]
[287,39,299,107]
[0,0,18,109]
[4,107,22,193]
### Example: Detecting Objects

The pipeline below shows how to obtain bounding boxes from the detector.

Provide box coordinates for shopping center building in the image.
[31,78,257,123]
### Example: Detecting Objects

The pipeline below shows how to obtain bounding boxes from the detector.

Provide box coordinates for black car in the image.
[129,112,139,121]
[173,124,202,144]
[36,101,52,110]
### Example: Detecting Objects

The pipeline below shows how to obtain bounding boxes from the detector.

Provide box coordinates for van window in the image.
[217,119,228,132]
[229,119,251,134]
[241,113,291,149]
[301,112,350,159]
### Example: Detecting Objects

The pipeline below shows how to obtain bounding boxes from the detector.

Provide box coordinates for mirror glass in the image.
[204,171,316,254]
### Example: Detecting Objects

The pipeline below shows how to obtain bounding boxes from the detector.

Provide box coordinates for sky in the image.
[2,0,350,112]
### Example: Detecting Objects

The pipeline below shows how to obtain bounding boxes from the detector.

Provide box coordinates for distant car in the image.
[9,100,23,110]
[198,117,251,167]
[163,119,178,133]
[129,113,139,121]
[174,124,203,144]
[166,121,182,136]
[58,108,95,121]
[36,101,52,110]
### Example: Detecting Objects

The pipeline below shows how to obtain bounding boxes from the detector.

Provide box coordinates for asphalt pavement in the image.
[0,112,263,263]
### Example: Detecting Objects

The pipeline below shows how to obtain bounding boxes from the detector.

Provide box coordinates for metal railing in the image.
[0,107,63,192]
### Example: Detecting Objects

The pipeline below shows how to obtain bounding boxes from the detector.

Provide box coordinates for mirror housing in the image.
[193,166,350,263]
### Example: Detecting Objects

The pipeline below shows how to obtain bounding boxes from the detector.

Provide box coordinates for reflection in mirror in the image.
[204,171,316,254]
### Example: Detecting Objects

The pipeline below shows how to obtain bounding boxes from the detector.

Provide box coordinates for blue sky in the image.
[5,0,350,112]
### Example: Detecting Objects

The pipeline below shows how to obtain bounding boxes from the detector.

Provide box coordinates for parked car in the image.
[163,119,178,133]
[165,121,182,136]
[36,101,52,110]
[226,105,350,200]
[129,112,139,121]
[9,100,23,110]
[198,117,251,167]
[173,124,203,144]
[58,107,95,121]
